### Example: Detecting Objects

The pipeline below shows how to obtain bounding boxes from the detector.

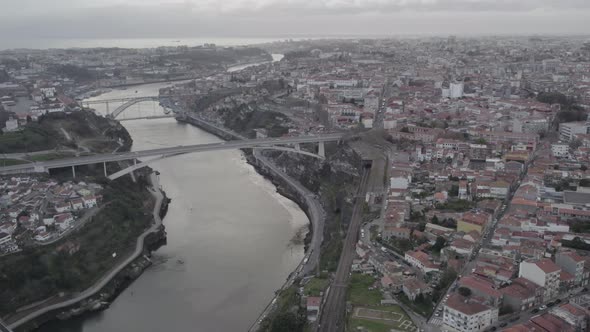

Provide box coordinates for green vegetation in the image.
[458,286,472,297]
[348,273,382,306]
[570,220,590,233]
[0,176,153,315]
[0,158,30,166]
[320,231,342,272]
[0,110,129,154]
[0,125,61,153]
[348,305,416,332]
[220,104,291,138]
[258,285,306,332]
[431,236,447,253]
[537,92,588,123]
[431,268,458,302]
[397,293,434,316]
[349,318,393,332]
[562,237,590,251]
[52,64,94,81]
[303,277,329,297]
[436,199,475,212]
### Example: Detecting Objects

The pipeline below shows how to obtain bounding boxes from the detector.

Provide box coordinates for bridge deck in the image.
[0,134,344,174]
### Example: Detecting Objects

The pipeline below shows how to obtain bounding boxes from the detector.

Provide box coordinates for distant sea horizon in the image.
[0,36,365,51]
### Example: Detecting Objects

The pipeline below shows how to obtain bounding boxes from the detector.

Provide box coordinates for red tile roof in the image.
[445,294,491,315]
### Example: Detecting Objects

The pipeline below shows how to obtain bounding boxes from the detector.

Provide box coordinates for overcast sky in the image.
[1,0,589,40]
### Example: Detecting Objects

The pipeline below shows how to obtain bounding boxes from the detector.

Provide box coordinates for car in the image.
[539,305,547,310]
[554,299,562,304]
[531,308,539,314]
[500,323,507,328]
[435,313,440,317]
[547,302,556,308]
[491,327,497,331]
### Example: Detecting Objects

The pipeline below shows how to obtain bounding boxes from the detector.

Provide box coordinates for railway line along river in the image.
[41,79,309,331]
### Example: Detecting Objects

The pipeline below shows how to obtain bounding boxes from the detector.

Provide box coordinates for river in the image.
[41,65,308,331]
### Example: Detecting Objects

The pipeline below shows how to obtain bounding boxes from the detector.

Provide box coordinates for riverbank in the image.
[174,113,325,330]
[5,173,170,332]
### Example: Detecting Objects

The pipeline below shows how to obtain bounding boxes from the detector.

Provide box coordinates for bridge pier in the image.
[294,143,301,151]
[130,159,137,182]
[72,165,76,178]
[318,142,325,158]
[103,162,107,177]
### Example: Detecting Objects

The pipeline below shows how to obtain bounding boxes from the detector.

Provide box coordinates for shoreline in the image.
[5,173,170,332]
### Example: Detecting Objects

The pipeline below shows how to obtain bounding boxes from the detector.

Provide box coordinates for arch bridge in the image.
[80,95,192,120]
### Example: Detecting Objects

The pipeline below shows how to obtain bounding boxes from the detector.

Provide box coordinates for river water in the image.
[42,68,308,331]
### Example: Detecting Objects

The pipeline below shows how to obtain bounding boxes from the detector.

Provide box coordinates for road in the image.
[7,173,165,329]
[0,133,344,175]
[247,150,326,332]
[428,155,534,328]
[317,167,370,332]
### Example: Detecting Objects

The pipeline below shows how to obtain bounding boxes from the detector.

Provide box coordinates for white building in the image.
[559,121,589,142]
[450,82,464,99]
[518,259,561,302]
[40,87,56,98]
[404,250,440,273]
[55,201,71,213]
[83,195,97,208]
[551,143,570,158]
[443,294,498,332]
[2,117,19,133]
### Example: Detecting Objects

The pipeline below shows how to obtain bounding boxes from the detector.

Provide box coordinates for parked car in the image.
[539,305,547,310]
[500,323,507,328]
[531,308,539,314]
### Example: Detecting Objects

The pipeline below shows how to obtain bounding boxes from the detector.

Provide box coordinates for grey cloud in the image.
[0,0,588,41]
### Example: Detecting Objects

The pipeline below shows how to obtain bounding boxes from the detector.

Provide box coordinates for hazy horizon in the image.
[0,0,589,48]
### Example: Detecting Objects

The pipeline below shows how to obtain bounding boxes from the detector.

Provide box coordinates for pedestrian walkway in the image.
[430,317,443,326]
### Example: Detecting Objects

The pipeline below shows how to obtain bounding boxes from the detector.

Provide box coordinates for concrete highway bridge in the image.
[0,134,345,180]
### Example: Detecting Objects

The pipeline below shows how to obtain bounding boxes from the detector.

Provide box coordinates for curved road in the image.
[7,173,164,329]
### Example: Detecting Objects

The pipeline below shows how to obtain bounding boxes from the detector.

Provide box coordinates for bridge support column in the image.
[103,162,107,177]
[294,143,301,151]
[72,165,76,178]
[129,159,137,182]
[318,142,325,158]
[106,101,110,116]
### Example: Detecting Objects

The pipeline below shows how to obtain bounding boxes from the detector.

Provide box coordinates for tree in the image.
[431,236,447,253]
[475,138,487,145]
[431,215,440,225]
[581,165,588,172]
[458,287,472,297]
[570,139,582,150]
[449,185,459,197]
[270,312,301,332]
